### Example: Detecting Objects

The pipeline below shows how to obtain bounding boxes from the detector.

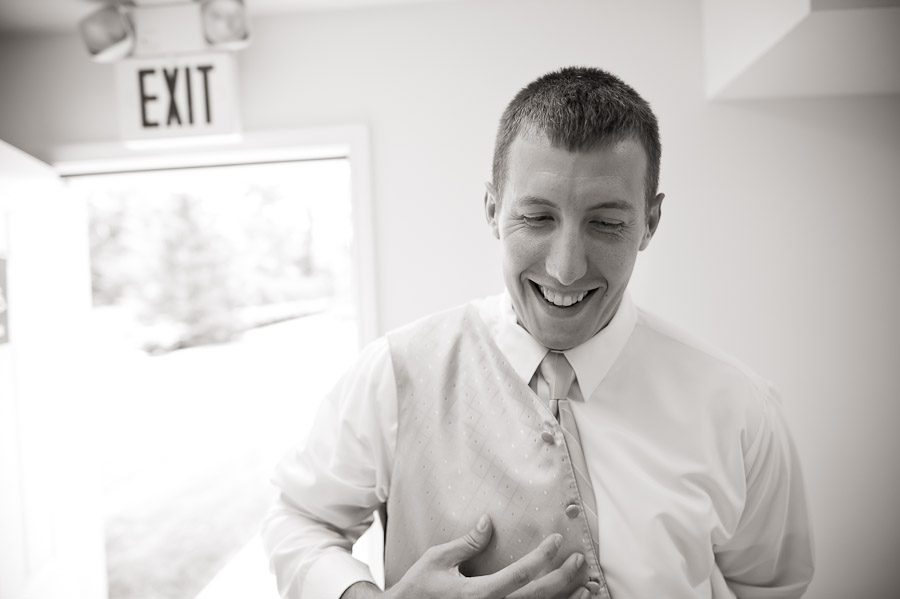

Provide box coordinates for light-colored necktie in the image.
[538,352,602,572]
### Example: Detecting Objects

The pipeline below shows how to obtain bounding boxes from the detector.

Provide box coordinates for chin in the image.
[532,328,585,351]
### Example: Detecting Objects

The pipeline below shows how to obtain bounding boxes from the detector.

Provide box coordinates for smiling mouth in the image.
[531,281,597,308]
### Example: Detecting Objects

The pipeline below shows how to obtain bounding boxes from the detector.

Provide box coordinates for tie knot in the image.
[539,351,577,401]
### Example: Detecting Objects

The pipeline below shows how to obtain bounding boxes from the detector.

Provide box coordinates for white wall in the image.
[1,1,899,597]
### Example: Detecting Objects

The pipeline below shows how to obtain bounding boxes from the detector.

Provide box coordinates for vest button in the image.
[565,504,581,518]
[586,580,603,595]
[541,431,555,444]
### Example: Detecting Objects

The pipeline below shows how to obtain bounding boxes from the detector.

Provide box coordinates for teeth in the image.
[539,285,588,307]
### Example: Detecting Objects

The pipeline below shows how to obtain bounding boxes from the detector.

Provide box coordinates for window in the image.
[66,158,361,599]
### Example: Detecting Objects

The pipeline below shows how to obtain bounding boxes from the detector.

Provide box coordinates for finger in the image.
[431,514,493,567]
[475,533,564,598]
[565,587,591,599]
[505,551,589,599]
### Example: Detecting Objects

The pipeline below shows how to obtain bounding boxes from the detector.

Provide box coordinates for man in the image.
[262,67,814,599]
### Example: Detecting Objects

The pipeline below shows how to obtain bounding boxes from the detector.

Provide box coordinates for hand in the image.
[342,515,590,599]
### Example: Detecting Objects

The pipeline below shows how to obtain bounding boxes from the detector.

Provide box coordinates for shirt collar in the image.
[563,293,636,401]
[480,290,548,385]
[486,289,637,402]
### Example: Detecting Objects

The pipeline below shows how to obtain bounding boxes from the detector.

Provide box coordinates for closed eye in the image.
[591,220,625,231]
[522,215,553,227]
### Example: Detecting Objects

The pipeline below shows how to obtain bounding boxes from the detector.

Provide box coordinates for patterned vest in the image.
[383,304,610,597]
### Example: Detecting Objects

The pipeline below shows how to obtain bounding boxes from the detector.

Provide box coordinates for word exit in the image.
[138,65,215,128]
[115,52,240,143]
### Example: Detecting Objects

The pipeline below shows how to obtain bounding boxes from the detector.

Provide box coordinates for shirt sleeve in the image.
[261,337,398,599]
[715,381,815,599]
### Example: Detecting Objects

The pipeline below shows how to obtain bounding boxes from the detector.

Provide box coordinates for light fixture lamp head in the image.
[201,0,251,50]
[78,3,135,62]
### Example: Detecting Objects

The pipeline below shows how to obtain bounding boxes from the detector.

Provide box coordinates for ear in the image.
[639,192,664,251]
[484,181,500,239]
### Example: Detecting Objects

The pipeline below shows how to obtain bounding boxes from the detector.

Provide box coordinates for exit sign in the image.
[115,52,240,143]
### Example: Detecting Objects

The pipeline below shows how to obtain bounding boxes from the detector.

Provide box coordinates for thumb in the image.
[432,514,493,567]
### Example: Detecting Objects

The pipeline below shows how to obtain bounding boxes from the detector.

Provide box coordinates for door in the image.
[0,140,105,599]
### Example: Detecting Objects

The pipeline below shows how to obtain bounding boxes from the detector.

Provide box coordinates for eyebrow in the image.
[516,196,636,213]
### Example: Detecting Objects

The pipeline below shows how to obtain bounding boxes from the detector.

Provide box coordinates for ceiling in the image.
[0,0,450,34]
[702,0,900,98]
[3,0,897,99]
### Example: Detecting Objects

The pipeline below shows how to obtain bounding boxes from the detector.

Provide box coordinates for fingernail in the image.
[476,514,488,531]
[554,534,563,548]
[574,553,584,568]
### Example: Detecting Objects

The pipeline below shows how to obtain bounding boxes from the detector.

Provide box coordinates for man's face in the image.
[486,134,662,350]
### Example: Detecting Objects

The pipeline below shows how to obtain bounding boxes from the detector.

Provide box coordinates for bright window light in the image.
[65,158,358,599]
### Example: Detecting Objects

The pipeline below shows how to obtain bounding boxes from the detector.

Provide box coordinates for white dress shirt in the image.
[262,292,814,599]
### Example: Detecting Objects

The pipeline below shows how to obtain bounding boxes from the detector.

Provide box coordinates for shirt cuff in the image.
[302,550,378,599]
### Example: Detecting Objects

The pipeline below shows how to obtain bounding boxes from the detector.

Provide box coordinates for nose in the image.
[545,227,587,286]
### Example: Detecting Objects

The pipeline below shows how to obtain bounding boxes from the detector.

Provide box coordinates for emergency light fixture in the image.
[201,0,249,48]
[79,4,134,62]
[78,0,251,63]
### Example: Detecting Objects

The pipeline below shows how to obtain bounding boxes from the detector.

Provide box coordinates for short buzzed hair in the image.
[491,66,661,206]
